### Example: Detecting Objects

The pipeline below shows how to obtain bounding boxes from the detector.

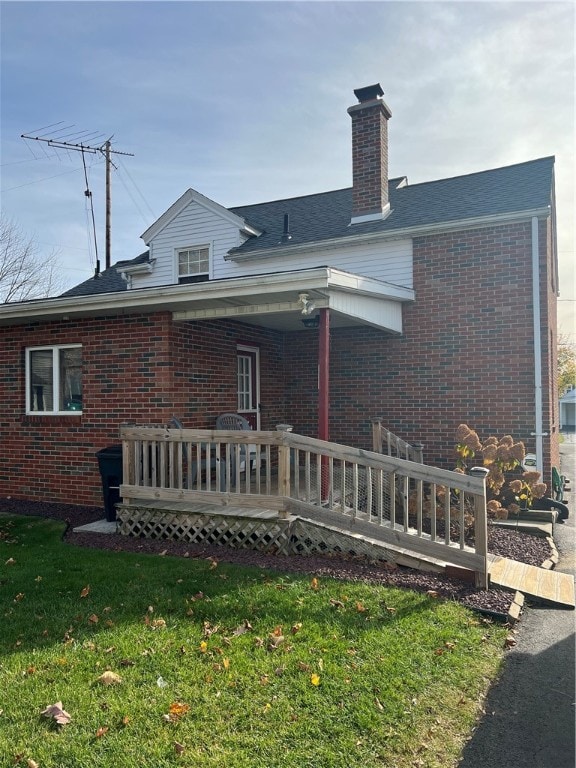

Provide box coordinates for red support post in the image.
[318,308,330,500]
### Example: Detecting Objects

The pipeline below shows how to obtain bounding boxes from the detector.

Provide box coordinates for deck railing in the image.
[371,418,424,463]
[120,426,489,587]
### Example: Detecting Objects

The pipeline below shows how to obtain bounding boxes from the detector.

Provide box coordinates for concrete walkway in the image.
[459,437,576,768]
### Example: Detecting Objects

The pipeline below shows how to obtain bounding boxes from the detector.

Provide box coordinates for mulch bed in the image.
[0,498,553,619]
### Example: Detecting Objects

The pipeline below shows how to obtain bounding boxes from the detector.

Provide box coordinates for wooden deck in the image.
[120,426,492,586]
[488,555,575,608]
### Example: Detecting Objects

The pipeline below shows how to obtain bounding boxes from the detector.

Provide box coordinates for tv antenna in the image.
[21,125,134,274]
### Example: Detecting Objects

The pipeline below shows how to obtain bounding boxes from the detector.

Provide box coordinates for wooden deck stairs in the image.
[488,555,575,609]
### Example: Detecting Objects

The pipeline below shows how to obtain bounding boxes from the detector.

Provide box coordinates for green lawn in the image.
[0,515,508,768]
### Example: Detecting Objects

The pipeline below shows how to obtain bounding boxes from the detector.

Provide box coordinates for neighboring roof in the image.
[560,388,576,403]
[60,251,150,297]
[228,156,555,257]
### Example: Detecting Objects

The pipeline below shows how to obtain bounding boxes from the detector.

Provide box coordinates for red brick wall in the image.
[284,219,557,483]
[0,314,284,507]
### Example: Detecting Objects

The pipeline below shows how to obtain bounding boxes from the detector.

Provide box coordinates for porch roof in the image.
[0,267,414,334]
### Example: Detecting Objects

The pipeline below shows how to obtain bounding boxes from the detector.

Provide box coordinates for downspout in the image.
[531,216,544,475]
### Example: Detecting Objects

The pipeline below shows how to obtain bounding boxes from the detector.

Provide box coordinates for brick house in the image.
[0,84,559,508]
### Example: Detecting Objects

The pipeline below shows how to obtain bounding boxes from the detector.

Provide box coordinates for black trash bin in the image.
[96,445,123,522]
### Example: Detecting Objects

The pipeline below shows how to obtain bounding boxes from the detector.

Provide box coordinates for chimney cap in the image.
[353,83,384,103]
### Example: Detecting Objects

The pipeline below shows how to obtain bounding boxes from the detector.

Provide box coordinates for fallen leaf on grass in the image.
[95,726,109,738]
[80,585,90,598]
[267,633,285,651]
[98,671,122,686]
[168,702,190,721]
[150,619,166,630]
[199,641,208,654]
[290,623,303,635]
[27,760,39,768]
[375,697,385,711]
[41,701,71,726]
[174,742,186,755]
[426,590,439,599]
[356,602,367,613]
[14,593,24,602]
[233,619,253,636]
[88,614,99,624]
[310,674,321,686]
[5,557,15,565]
[505,635,517,649]
[329,598,345,609]
[310,577,319,590]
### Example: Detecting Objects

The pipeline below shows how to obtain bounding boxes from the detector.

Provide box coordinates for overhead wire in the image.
[81,148,99,273]
[118,158,156,219]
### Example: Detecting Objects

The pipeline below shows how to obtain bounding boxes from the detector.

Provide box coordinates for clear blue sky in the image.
[1,0,574,338]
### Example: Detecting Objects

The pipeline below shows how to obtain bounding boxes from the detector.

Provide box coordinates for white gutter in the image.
[226,206,551,262]
[531,216,544,476]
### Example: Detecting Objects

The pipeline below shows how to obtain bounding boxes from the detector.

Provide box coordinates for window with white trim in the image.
[177,245,210,283]
[26,345,83,414]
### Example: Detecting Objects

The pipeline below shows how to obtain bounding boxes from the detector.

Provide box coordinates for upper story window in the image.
[177,245,210,284]
[26,345,83,414]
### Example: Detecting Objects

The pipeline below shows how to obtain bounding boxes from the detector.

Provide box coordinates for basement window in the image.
[177,245,210,284]
[26,345,83,414]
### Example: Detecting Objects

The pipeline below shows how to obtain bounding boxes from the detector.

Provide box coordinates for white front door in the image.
[236,345,260,429]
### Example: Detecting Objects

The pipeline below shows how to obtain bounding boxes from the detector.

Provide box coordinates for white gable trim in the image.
[141,188,261,245]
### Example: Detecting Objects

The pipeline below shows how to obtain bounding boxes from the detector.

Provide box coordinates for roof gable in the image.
[140,188,261,245]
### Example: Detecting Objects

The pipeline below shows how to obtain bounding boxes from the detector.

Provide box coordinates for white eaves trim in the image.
[118,260,155,277]
[140,188,262,245]
[0,268,414,326]
[226,205,552,262]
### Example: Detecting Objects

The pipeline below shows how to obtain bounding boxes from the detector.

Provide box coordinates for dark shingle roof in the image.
[60,251,150,297]
[60,157,554,295]
[229,156,554,256]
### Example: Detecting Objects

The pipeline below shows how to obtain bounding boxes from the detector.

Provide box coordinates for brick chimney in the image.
[348,83,392,224]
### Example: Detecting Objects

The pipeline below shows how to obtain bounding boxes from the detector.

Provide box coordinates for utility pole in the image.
[21,128,133,272]
[105,140,112,270]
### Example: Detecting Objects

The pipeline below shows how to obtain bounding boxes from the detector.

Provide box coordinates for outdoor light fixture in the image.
[301,315,320,329]
[298,292,316,315]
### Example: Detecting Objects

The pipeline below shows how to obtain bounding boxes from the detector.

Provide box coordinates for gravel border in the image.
[0,498,554,619]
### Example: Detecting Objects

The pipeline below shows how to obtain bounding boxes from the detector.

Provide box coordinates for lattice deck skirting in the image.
[116,504,405,565]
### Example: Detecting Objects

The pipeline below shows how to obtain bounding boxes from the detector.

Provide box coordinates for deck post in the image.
[278,439,291,517]
[371,418,383,453]
[470,467,490,589]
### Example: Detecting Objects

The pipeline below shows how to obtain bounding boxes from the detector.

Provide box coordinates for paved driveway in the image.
[459,440,575,768]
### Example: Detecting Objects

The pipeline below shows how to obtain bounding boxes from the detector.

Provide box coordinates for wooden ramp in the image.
[488,555,575,608]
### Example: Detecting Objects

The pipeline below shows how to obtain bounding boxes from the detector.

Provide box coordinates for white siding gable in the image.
[133,198,248,290]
